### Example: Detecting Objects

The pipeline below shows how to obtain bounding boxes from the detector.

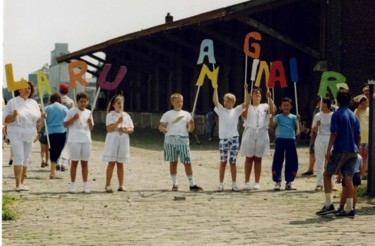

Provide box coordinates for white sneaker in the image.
[83,183,91,194]
[217,183,224,192]
[243,183,252,191]
[232,185,239,192]
[70,183,77,194]
[253,183,260,190]
[274,182,281,191]
[20,185,30,191]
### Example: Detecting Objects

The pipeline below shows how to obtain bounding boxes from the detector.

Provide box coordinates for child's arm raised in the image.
[266,90,276,116]
[213,88,219,108]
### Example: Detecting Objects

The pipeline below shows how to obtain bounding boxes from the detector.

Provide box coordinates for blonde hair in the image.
[170,93,183,102]
[107,95,124,113]
[224,93,236,104]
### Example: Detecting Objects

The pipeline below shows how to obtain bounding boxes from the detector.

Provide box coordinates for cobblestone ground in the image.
[2,141,375,245]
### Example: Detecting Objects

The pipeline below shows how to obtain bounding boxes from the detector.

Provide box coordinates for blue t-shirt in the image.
[45,102,69,134]
[330,107,360,153]
[274,113,298,139]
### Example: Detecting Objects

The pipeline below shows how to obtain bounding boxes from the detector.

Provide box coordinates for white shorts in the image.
[67,142,91,161]
[10,137,33,166]
[240,128,270,158]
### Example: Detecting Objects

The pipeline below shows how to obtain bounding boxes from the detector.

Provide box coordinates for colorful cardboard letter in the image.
[243,32,262,59]
[5,64,29,91]
[98,64,127,90]
[254,61,269,88]
[268,61,288,88]
[68,61,88,88]
[196,39,216,64]
[289,57,299,83]
[196,64,220,88]
[37,71,52,97]
[250,59,260,81]
[318,71,347,99]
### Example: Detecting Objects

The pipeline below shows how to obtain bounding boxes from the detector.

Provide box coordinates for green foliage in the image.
[357,182,367,197]
[2,194,17,221]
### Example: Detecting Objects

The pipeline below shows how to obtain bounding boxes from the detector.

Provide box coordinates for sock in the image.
[171,175,178,185]
[232,181,237,187]
[344,198,353,212]
[325,193,332,207]
[187,176,195,186]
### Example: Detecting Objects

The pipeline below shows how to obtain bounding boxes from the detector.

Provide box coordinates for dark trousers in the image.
[272,138,298,183]
[49,132,67,162]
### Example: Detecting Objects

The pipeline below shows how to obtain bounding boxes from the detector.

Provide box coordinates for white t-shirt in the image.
[3,96,41,142]
[243,103,270,129]
[160,110,192,137]
[64,107,94,143]
[214,104,244,139]
[312,111,333,136]
[106,111,134,129]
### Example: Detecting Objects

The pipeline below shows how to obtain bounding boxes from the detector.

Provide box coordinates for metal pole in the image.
[367,83,375,197]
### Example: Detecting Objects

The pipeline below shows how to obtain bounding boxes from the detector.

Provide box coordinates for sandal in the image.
[105,186,113,193]
[50,176,62,179]
[118,186,127,192]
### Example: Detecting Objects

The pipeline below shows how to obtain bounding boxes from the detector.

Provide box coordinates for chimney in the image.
[165,12,173,23]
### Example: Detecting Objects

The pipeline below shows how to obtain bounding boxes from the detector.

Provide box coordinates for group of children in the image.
[7,79,366,220]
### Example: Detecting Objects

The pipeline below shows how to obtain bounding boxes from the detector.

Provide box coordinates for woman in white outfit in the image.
[240,88,275,190]
[312,97,333,191]
[3,82,45,192]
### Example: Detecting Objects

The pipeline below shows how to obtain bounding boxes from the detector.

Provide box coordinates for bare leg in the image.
[117,163,124,187]
[81,161,88,182]
[244,157,254,183]
[21,166,27,184]
[70,161,79,182]
[14,165,22,188]
[219,162,227,183]
[184,163,193,176]
[170,162,178,175]
[254,157,262,183]
[230,163,236,182]
[106,162,115,187]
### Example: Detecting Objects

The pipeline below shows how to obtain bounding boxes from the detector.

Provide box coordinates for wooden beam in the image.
[238,16,321,59]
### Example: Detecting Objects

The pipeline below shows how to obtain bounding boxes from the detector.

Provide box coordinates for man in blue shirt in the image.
[316,89,360,218]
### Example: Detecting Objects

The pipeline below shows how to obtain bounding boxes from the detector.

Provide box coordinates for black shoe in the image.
[335,209,355,218]
[302,171,313,176]
[56,165,61,171]
[189,185,203,192]
[316,204,335,215]
[61,166,66,172]
[8,160,13,166]
[172,184,179,191]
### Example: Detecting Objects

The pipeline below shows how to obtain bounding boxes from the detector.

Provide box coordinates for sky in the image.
[2,0,245,84]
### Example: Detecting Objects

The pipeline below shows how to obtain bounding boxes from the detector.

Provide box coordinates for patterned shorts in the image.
[164,136,191,163]
[219,136,240,164]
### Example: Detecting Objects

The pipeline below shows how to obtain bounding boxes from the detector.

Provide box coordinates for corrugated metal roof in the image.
[57,0,301,63]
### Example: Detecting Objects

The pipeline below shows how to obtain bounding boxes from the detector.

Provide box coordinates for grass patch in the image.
[2,194,18,221]
[357,182,367,197]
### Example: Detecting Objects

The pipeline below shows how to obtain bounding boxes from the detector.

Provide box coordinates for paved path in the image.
[2,141,375,245]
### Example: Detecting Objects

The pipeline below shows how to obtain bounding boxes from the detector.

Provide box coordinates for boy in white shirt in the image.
[64,92,94,194]
[159,93,203,192]
[213,84,250,192]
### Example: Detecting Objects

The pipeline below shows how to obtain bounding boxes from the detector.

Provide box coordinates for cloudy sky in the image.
[2,0,245,84]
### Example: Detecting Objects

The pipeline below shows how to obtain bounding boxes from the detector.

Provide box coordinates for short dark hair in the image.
[336,89,352,107]
[322,97,332,109]
[280,97,293,105]
[76,91,89,102]
[14,81,35,98]
[49,92,61,104]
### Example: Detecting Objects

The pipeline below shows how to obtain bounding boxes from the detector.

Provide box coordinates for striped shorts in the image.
[164,135,191,164]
